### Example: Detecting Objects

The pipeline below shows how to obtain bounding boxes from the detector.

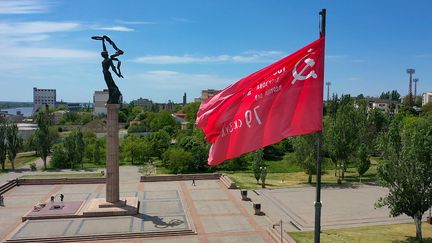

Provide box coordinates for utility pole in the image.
[413,78,419,104]
[406,68,415,106]
[325,82,331,102]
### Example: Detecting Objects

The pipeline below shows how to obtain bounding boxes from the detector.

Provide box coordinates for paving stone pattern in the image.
[0,167,271,242]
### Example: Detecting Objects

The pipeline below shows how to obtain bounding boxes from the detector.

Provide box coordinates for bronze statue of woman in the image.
[91,35,124,104]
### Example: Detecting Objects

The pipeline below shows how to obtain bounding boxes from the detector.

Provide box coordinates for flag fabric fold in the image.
[196,37,325,166]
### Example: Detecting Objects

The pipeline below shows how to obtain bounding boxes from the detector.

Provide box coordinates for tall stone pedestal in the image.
[106,104,120,203]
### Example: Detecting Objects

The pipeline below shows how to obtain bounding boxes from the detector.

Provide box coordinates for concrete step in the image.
[220,174,238,189]
[0,181,17,195]
[5,229,196,243]
[18,178,106,185]
[141,173,220,182]
[267,226,296,243]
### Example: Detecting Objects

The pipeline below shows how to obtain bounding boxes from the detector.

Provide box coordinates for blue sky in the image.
[0,0,431,103]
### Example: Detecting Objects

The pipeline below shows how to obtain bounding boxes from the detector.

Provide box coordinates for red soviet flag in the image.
[196,37,325,166]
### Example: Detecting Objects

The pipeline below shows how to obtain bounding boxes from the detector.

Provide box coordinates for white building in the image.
[422,92,432,106]
[17,123,38,139]
[33,87,56,114]
[93,89,109,115]
[372,101,390,113]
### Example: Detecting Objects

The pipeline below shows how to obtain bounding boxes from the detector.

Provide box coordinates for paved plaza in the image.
[0,167,272,242]
[256,185,412,231]
[0,167,418,242]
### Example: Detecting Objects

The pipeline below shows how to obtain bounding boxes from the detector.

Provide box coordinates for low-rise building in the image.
[366,98,399,113]
[131,97,153,108]
[201,89,220,101]
[0,111,24,123]
[17,123,38,139]
[422,92,432,106]
[93,89,109,115]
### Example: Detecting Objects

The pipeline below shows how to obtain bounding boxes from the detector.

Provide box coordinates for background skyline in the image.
[0,0,431,103]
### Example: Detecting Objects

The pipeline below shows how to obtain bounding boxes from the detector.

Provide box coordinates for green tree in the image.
[263,144,285,160]
[79,113,94,125]
[178,135,209,172]
[260,166,267,188]
[292,133,317,184]
[379,91,390,100]
[121,135,145,165]
[181,101,201,122]
[252,149,265,184]
[377,116,402,161]
[356,144,370,182]
[22,133,37,152]
[0,121,7,171]
[390,90,401,101]
[149,130,171,158]
[6,123,22,171]
[162,147,193,174]
[51,143,68,168]
[63,129,85,169]
[325,94,339,117]
[118,110,128,123]
[380,90,400,101]
[325,96,360,182]
[59,111,80,124]
[35,107,58,169]
[149,112,178,135]
[368,108,389,140]
[93,138,104,164]
[83,132,96,162]
[75,130,85,168]
[375,116,432,241]
[219,155,249,171]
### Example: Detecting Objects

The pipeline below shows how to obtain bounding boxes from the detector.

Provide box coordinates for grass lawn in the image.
[58,131,72,138]
[3,151,38,171]
[227,164,378,189]
[290,223,432,243]
[20,173,104,179]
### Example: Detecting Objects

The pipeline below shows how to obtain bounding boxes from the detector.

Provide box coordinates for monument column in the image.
[106,104,120,203]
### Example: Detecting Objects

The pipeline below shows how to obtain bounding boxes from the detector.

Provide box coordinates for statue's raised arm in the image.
[91,35,124,104]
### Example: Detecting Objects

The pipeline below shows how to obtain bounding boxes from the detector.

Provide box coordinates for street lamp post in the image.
[325,82,331,102]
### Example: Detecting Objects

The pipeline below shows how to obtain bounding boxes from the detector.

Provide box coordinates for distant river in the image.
[0,107,33,117]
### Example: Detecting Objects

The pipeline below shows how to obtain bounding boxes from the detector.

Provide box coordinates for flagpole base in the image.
[314,201,322,243]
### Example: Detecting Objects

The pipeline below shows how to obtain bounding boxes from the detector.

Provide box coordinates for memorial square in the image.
[0,1,431,242]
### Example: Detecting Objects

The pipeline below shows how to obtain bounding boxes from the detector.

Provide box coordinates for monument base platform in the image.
[82,197,139,217]
[22,197,140,221]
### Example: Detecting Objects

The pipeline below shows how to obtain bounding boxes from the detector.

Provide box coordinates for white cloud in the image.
[4,47,96,59]
[0,21,81,35]
[326,55,347,59]
[171,17,193,23]
[132,51,284,64]
[115,20,156,25]
[93,26,135,32]
[326,55,366,63]
[131,70,235,89]
[414,54,432,58]
[0,21,95,70]
[126,70,237,102]
[0,0,52,14]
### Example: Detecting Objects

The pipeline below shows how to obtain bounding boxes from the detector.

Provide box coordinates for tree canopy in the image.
[376,115,432,241]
